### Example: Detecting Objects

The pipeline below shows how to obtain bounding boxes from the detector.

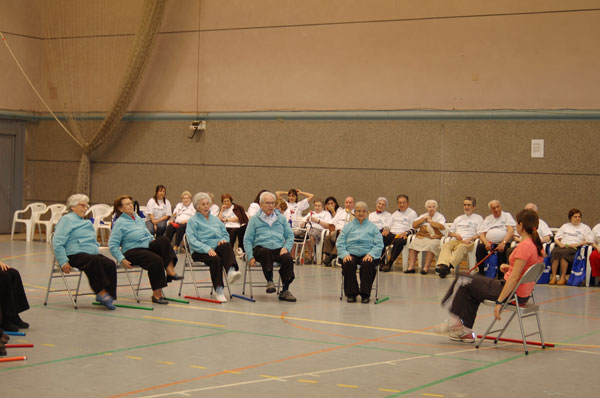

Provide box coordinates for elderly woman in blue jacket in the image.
[53,194,117,310]
[243,191,296,302]
[186,192,242,303]
[109,195,181,305]
[337,201,384,303]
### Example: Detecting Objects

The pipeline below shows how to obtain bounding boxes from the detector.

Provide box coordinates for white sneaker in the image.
[215,293,227,303]
[448,328,475,343]
[236,248,244,258]
[228,270,242,285]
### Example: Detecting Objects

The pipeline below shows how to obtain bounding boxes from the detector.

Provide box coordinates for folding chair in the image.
[44,235,143,308]
[475,262,546,355]
[242,255,281,299]
[178,235,232,298]
[337,258,379,301]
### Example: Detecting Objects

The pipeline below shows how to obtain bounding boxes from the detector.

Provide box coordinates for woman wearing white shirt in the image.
[550,208,593,285]
[275,188,314,219]
[165,191,196,251]
[406,200,446,274]
[302,199,333,262]
[247,189,268,219]
[218,193,249,254]
[146,185,172,237]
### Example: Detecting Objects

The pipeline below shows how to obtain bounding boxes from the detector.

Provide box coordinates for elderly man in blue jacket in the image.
[244,191,296,302]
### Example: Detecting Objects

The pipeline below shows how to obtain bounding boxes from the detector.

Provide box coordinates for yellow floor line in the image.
[159,361,174,365]
[191,365,207,369]
[422,393,444,397]
[126,356,142,360]
[1,251,48,261]
[380,389,401,393]
[130,298,440,337]
[143,316,224,328]
[42,344,55,347]
[297,379,318,383]
[23,282,50,290]
[223,370,241,374]
[337,384,358,388]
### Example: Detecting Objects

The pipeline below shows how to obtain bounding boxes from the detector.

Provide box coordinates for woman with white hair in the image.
[165,191,196,251]
[186,192,242,303]
[336,201,383,303]
[53,194,117,310]
[109,195,182,305]
[406,199,446,274]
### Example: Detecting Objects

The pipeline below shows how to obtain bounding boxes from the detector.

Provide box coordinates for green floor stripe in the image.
[0,331,228,372]
[559,328,600,344]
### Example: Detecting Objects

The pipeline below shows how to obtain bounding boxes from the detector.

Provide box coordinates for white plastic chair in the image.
[34,204,66,242]
[11,202,47,241]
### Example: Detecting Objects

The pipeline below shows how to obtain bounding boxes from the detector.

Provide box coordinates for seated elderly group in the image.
[48,187,597,312]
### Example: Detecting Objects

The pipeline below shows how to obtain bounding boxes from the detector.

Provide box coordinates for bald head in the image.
[524,203,538,213]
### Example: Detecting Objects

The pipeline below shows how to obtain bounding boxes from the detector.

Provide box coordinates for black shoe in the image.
[1,322,19,333]
[1,330,9,344]
[151,296,169,304]
[14,315,29,329]
[0,344,6,356]
[436,264,451,279]
[361,297,370,304]
[347,296,357,303]
[380,264,391,272]
[420,269,429,275]
[323,254,333,267]
[403,269,416,274]
[166,274,184,282]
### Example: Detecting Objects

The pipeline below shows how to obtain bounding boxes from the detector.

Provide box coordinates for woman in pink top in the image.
[441,209,544,343]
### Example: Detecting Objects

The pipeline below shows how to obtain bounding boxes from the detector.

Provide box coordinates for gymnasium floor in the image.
[1,235,599,398]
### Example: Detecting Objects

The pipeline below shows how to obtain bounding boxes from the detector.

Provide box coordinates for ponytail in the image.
[516,209,544,257]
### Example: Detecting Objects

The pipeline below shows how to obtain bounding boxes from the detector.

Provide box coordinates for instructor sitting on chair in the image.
[337,201,383,303]
[243,191,297,302]
[53,194,117,310]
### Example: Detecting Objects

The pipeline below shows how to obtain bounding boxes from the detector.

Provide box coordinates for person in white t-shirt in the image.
[165,191,196,251]
[301,198,333,263]
[218,193,249,256]
[406,200,446,274]
[550,208,593,285]
[208,193,220,217]
[369,197,392,231]
[247,189,268,219]
[475,200,515,277]
[436,197,483,278]
[380,194,418,272]
[275,189,314,220]
[145,185,172,237]
[322,196,355,267]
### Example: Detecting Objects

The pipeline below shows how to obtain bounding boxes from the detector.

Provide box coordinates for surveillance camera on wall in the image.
[189,120,206,131]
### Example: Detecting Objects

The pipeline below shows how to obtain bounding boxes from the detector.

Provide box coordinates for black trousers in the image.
[124,237,177,291]
[67,253,117,299]
[384,234,408,265]
[476,243,508,278]
[445,274,505,329]
[0,268,30,322]
[252,246,295,288]
[192,242,237,289]
[165,223,187,247]
[227,225,247,253]
[342,254,378,298]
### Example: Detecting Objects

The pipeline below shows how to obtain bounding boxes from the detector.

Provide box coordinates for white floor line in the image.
[134,346,496,398]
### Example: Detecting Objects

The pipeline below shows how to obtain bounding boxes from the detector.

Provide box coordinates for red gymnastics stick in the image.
[467,245,500,274]
[184,295,221,304]
[0,356,27,363]
[477,335,554,348]
[5,344,33,348]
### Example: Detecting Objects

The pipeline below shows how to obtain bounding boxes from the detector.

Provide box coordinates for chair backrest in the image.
[30,202,47,213]
[518,262,545,285]
[48,204,67,222]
